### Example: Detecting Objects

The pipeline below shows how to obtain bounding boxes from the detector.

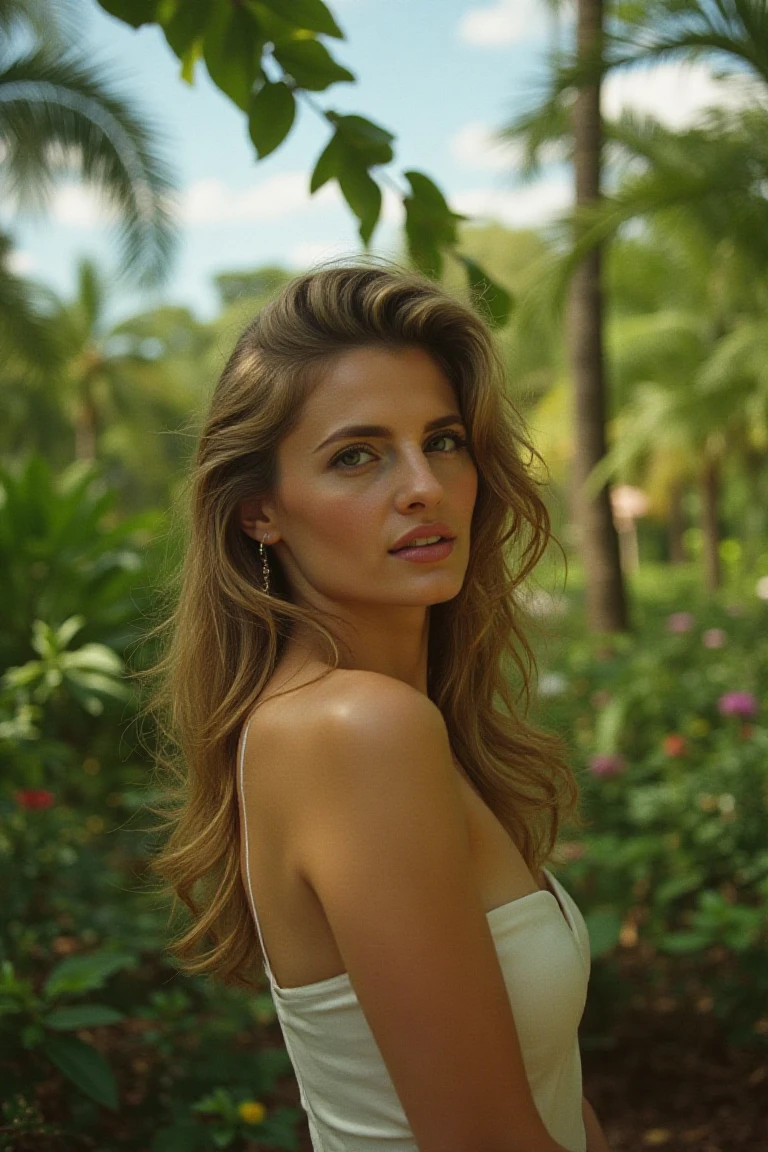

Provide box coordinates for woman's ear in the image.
[239,496,271,542]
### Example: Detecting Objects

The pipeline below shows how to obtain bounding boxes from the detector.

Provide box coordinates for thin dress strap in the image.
[238,711,276,985]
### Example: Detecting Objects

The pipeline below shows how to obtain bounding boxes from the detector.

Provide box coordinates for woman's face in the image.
[243,344,478,614]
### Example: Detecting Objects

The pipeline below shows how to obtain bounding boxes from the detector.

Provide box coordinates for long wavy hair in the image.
[143,262,583,989]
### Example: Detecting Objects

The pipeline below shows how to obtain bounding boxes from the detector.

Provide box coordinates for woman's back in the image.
[237,668,589,1152]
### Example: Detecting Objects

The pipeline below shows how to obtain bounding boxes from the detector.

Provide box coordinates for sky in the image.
[2,0,749,323]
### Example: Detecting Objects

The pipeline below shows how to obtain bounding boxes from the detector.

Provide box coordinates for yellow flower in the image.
[238,1101,266,1125]
[687,717,710,737]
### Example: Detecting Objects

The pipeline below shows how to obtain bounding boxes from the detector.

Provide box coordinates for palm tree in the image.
[502,0,768,613]
[592,220,768,590]
[0,258,210,506]
[0,0,178,365]
[567,0,629,632]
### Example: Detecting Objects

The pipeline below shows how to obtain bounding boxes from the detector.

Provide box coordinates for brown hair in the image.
[142,261,582,988]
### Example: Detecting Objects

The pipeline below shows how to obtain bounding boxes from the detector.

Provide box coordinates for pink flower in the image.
[702,628,727,649]
[15,789,54,810]
[666,612,694,633]
[589,754,627,778]
[717,692,758,718]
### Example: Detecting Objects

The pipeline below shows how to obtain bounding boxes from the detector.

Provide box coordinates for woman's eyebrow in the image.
[313,413,465,454]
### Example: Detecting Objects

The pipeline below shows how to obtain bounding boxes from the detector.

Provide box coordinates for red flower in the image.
[15,789,54,810]
[662,733,687,758]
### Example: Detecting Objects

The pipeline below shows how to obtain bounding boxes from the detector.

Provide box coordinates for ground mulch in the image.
[581,1007,768,1151]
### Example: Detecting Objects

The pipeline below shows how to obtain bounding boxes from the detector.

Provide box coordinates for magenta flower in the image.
[666,612,694,634]
[717,692,758,718]
[589,754,627,778]
[702,628,727,649]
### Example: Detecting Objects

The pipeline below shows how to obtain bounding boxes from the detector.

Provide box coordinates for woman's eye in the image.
[331,432,467,470]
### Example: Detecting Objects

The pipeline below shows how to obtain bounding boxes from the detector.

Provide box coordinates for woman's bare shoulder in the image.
[242,666,440,789]
[254,664,435,727]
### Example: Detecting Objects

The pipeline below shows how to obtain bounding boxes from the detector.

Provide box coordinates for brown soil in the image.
[580,1007,768,1151]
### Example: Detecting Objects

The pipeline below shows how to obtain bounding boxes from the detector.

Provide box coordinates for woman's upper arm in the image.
[289,674,563,1152]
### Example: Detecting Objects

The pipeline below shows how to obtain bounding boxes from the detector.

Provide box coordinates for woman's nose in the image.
[394,447,446,502]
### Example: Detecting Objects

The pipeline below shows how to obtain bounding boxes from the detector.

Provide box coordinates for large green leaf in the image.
[403,170,465,279]
[160,1,212,59]
[95,0,158,26]
[338,161,381,246]
[44,951,137,999]
[328,112,394,166]
[310,131,345,192]
[455,254,514,328]
[249,80,296,159]
[254,0,343,38]
[43,1004,125,1030]
[203,3,263,111]
[272,36,354,91]
[41,1034,119,1110]
[309,113,392,240]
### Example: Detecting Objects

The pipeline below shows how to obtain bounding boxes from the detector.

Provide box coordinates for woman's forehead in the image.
[299,346,456,426]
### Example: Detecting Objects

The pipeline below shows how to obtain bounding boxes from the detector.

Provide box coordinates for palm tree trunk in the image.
[75,383,98,461]
[700,454,721,592]
[667,481,686,564]
[567,0,629,632]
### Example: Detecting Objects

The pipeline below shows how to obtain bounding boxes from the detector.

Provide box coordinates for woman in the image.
[149,264,612,1152]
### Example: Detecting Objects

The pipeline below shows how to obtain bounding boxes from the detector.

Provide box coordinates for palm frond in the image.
[605,0,768,90]
[0,0,75,46]
[0,48,179,286]
[0,231,62,369]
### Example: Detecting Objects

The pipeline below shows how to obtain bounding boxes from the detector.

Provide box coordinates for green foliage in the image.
[249,79,296,158]
[2,449,767,1145]
[0,45,178,287]
[310,112,394,244]
[4,617,130,717]
[454,253,515,330]
[0,458,305,1147]
[532,564,768,1044]
[213,264,293,308]
[0,455,161,669]
[1,940,135,1111]
[94,0,513,323]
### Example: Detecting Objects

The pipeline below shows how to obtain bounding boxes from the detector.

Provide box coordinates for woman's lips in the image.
[390,539,455,562]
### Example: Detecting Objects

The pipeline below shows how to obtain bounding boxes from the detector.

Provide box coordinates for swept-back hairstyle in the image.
[144,262,582,988]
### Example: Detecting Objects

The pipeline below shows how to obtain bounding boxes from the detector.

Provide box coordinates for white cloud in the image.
[452,177,572,228]
[603,61,760,130]
[451,122,525,172]
[450,121,567,173]
[457,0,557,47]
[174,172,342,225]
[4,249,36,275]
[287,240,362,269]
[380,184,404,226]
[50,183,117,227]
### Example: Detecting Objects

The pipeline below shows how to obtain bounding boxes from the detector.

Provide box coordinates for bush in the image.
[532,565,768,1046]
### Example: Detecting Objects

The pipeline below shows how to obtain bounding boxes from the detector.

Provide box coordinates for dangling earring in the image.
[259,532,271,595]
